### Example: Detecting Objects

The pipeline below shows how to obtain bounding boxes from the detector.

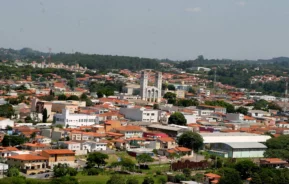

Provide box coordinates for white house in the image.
[81,141,107,152]
[59,141,81,152]
[249,110,271,118]
[120,107,159,123]
[54,109,98,127]
[259,95,276,101]
[0,118,14,129]
[36,136,52,144]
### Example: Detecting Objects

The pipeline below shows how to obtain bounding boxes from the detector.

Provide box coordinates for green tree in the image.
[178,131,203,152]
[126,177,139,184]
[253,99,268,111]
[30,132,37,140]
[188,87,196,94]
[53,163,69,177]
[204,100,235,113]
[218,168,242,184]
[234,159,258,179]
[268,102,282,111]
[42,108,48,123]
[136,153,154,165]
[6,167,19,177]
[50,176,79,184]
[118,157,135,170]
[0,104,15,118]
[58,94,67,100]
[158,176,167,184]
[168,112,187,125]
[85,98,93,106]
[107,175,126,184]
[86,152,108,168]
[80,93,88,100]
[235,106,248,115]
[5,125,13,130]
[174,174,186,183]
[182,168,191,178]
[67,167,78,176]
[25,116,33,123]
[2,135,28,147]
[250,172,262,184]
[167,84,176,91]
[67,95,79,101]
[264,135,289,160]
[142,176,154,184]
[153,104,159,109]
[163,92,176,104]
[97,91,104,98]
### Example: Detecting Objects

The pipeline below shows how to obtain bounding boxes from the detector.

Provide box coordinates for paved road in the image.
[21,172,53,179]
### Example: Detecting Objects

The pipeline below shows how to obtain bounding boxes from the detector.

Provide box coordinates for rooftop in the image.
[200,132,268,137]
[42,149,75,155]
[7,154,48,161]
[223,142,267,149]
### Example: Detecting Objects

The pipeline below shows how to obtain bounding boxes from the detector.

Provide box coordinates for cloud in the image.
[236,1,246,7]
[185,7,202,13]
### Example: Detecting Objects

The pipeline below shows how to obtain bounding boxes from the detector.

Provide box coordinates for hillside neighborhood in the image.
[0,61,288,184]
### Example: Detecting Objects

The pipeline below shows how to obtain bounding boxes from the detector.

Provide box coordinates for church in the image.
[140,71,162,103]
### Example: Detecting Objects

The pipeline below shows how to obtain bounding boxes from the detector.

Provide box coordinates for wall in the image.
[232,150,265,158]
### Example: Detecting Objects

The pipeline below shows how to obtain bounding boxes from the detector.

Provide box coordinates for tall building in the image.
[140,71,162,102]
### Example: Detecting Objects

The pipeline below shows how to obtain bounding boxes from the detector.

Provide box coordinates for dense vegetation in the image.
[264,135,289,160]
[0,48,162,70]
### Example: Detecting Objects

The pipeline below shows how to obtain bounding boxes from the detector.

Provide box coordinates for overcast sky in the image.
[1,0,289,60]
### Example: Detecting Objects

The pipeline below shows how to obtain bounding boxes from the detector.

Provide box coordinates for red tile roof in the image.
[42,149,75,155]
[8,154,48,161]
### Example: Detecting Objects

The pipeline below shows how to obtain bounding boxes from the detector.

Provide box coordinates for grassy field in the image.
[106,151,137,164]
[76,173,166,184]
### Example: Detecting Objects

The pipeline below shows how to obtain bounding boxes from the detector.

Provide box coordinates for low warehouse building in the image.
[209,142,267,158]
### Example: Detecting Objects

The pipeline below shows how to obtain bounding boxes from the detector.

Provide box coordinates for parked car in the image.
[29,173,36,175]
[45,174,50,178]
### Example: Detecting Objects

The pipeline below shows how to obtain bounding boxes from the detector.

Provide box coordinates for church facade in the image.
[140,71,162,102]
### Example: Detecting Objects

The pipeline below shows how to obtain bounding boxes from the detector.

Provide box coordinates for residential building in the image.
[54,109,98,127]
[120,107,159,123]
[42,149,76,168]
[82,141,107,152]
[0,117,14,129]
[197,105,227,114]
[22,143,50,151]
[113,126,143,139]
[156,137,176,149]
[7,154,48,174]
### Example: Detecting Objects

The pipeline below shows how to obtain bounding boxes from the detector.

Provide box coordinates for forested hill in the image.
[176,55,289,69]
[0,48,163,70]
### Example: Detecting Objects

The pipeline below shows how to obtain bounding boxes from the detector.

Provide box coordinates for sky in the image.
[1,0,289,60]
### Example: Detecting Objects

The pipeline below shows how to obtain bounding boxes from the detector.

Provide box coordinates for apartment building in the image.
[54,109,98,127]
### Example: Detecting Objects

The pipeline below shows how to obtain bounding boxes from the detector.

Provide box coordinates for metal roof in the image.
[223,142,267,149]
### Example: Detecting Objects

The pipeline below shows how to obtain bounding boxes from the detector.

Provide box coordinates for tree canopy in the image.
[86,152,109,168]
[136,153,154,164]
[168,112,187,126]
[177,131,203,152]
[204,100,235,113]
[264,135,289,160]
